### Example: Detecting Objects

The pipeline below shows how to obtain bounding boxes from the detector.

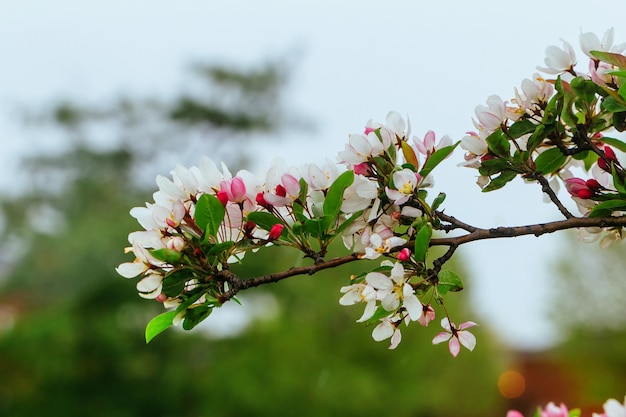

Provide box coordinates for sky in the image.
[2,0,626,349]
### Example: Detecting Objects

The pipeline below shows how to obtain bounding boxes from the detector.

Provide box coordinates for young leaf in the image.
[507,119,536,139]
[590,50,626,68]
[419,142,459,178]
[478,158,513,176]
[431,192,446,211]
[195,193,226,238]
[601,137,626,153]
[246,211,284,231]
[486,130,510,158]
[588,199,626,218]
[482,170,517,192]
[602,96,626,113]
[413,223,432,262]
[323,170,354,218]
[149,248,182,263]
[400,140,419,170]
[335,210,364,235]
[437,270,464,295]
[534,148,567,174]
[145,310,177,343]
[182,305,213,331]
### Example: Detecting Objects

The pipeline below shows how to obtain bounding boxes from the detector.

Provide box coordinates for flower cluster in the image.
[460,28,626,245]
[117,29,626,357]
[506,396,626,417]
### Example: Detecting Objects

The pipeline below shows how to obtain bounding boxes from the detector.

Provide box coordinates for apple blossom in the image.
[432,318,478,357]
[537,39,577,75]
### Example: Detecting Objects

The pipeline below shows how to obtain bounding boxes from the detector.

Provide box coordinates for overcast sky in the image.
[3,0,626,349]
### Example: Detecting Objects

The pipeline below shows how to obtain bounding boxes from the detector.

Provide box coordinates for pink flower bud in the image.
[156,293,168,303]
[268,223,284,240]
[564,177,593,198]
[598,146,618,172]
[243,221,256,237]
[398,247,411,261]
[256,192,270,208]
[353,162,372,176]
[216,190,229,206]
[275,184,287,197]
[166,236,185,252]
[586,178,602,190]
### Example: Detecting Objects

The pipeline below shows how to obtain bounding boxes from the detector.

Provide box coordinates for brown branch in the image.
[531,172,574,219]
[214,214,626,303]
[430,215,626,246]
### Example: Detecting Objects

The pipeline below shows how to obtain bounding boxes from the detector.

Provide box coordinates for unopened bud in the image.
[166,236,185,252]
[275,184,287,197]
[156,293,168,303]
[398,247,411,262]
[216,190,229,206]
[353,162,372,176]
[576,188,594,199]
[586,178,602,191]
[268,223,284,240]
[256,192,270,208]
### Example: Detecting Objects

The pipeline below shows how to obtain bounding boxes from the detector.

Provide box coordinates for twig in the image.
[530,172,574,219]
[217,215,626,301]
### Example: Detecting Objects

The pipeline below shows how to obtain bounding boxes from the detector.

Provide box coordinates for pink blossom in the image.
[540,402,569,417]
[268,223,284,241]
[417,304,435,327]
[413,130,453,157]
[397,248,411,262]
[432,317,478,357]
[506,411,524,417]
[537,39,577,75]
[564,177,594,199]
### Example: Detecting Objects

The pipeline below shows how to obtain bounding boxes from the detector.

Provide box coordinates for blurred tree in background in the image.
[0,58,509,417]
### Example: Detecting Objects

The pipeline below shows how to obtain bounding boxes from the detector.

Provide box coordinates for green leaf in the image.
[324,170,354,218]
[606,69,626,77]
[149,248,182,263]
[246,211,284,231]
[486,130,510,158]
[182,305,213,330]
[590,50,626,68]
[437,270,464,295]
[195,193,226,238]
[601,137,626,153]
[526,123,548,153]
[482,170,517,192]
[419,142,459,178]
[335,210,364,235]
[534,148,567,174]
[162,269,194,297]
[413,223,432,263]
[431,192,446,212]
[478,158,513,176]
[507,119,536,139]
[207,241,235,257]
[588,198,626,218]
[400,140,419,170]
[145,310,177,343]
[602,96,626,112]
[304,218,324,238]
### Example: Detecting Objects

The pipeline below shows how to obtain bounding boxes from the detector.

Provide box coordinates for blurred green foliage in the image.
[0,59,508,417]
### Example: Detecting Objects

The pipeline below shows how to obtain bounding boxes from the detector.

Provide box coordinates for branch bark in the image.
[218,214,626,300]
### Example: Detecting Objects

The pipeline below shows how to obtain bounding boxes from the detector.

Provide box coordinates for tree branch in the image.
[217,215,626,301]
